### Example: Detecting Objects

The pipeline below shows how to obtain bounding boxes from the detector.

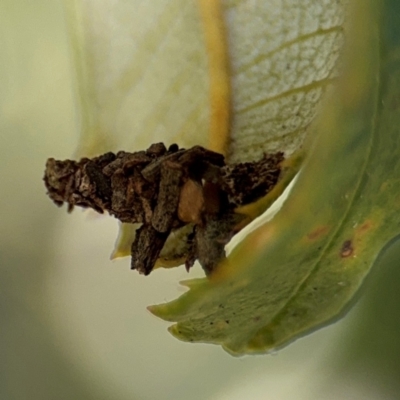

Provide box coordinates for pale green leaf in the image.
[66,0,345,162]
[65,0,211,156]
[223,0,345,162]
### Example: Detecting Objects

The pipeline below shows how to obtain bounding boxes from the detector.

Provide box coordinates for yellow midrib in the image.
[198,0,231,156]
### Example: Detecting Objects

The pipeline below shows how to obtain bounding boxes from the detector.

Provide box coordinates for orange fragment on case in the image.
[178,179,205,224]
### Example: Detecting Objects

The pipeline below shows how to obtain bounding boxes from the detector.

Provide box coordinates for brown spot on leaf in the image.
[307,226,330,240]
[341,240,354,258]
[358,220,372,233]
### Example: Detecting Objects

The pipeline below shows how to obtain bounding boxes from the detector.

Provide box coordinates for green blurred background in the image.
[1,0,400,399]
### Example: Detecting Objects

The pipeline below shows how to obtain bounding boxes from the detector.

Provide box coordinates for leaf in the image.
[65,0,344,161]
[150,0,400,355]
[65,0,211,156]
[66,0,345,259]
[221,0,345,163]
[62,0,398,356]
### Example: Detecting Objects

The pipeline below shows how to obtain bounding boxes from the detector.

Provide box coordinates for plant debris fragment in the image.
[44,143,284,275]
